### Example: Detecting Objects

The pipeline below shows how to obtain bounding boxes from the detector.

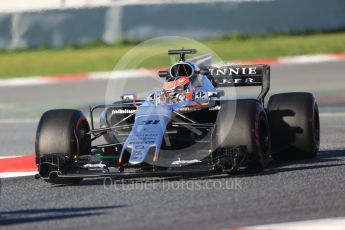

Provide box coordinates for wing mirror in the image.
[208,90,224,98]
[158,71,169,78]
[121,93,137,102]
[199,68,210,76]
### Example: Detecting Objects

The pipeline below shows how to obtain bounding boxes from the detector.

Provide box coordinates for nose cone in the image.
[128,145,157,165]
[120,105,172,166]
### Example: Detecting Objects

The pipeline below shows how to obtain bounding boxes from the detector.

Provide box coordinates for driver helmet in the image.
[163,76,193,101]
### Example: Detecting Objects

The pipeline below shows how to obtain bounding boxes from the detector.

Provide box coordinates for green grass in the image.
[1,32,345,78]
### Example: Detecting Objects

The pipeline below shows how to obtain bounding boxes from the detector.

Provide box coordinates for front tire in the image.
[35,109,91,184]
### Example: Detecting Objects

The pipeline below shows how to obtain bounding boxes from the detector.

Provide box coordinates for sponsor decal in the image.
[215,75,263,87]
[216,77,256,86]
[195,90,208,99]
[129,141,155,145]
[111,109,136,114]
[176,105,220,112]
[209,67,258,76]
[208,105,221,111]
[138,120,160,125]
[171,159,202,165]
[210,66,263,87]
[131,145,145,161]
[83,163,107,169]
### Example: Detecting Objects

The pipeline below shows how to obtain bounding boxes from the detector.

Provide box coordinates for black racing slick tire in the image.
[212,100,270,173]
[35,109,91,184]
[268,92,320,160]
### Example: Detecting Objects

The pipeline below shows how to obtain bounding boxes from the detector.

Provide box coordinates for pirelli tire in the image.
[35,109,91,184]
[268,92,320,160]
[212,100,270,173]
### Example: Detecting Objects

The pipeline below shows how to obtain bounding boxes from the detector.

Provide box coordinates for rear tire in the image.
[35,109,91,184]
[268,92,320,160]
[212,100,270,173]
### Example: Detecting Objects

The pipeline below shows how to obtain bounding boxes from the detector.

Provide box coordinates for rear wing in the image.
[210,64,270,101]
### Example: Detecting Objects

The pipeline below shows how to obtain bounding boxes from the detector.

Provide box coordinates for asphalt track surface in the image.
[0,60,345,229]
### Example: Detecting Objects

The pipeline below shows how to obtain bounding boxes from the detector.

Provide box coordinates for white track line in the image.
[0,172,37,178]
[228,217,345,230]
[0,118,39,123]
[88,69,153,80]
[0,155,21,159]
[278,54,344,64]
[319,112,345,117]
[0,76,45,87]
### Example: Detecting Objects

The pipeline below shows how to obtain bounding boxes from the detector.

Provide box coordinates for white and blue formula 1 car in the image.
[35,49,320,184]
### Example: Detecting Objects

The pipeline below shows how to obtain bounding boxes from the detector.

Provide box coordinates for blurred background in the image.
[0,0,113,12]
[1,0,345,77]
[1,0,345,50]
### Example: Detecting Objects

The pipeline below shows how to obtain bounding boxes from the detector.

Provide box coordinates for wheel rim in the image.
[314,105,320,148]
[259,117,270,156]
[71,117,90,157]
